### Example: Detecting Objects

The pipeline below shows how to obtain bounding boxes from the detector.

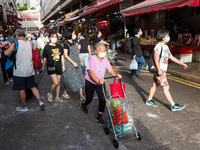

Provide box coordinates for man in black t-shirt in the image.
[42,31,65,103]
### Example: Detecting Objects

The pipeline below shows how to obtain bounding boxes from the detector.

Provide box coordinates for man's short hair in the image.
[156,29,169,42]
[94,42,106,51]
[133,27,141,35]
[15,28,26,37]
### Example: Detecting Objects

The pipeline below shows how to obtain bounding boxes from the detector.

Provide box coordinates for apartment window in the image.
[26,18,38,21]
[27,27,38,31]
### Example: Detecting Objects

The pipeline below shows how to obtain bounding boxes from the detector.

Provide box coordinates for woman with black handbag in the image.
[146,29,188,111]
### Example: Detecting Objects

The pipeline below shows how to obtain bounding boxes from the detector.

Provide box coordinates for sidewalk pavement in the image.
[117,51,200,83]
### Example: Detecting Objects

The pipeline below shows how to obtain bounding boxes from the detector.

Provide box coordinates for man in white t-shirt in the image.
[4,28,45,112]
[146,29,188,112]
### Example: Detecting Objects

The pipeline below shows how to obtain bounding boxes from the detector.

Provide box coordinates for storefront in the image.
[121,0,200,62]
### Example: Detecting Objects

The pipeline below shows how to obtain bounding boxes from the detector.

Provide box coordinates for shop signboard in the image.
[20,13,39,19]
[119,0,133,12]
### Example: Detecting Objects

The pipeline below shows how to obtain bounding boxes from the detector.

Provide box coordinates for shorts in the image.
[47,66,62,75]
[13,75,36,90]
[153,72,169,87]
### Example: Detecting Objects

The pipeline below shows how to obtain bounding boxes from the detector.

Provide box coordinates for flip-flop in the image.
[47,93,53,103]
[63,94,70,99]
[55,98,63,103]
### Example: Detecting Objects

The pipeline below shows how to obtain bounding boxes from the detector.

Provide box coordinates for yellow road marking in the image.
[168,76,200,86]
[114,68,200,89]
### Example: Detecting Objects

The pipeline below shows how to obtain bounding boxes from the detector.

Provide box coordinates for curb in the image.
[167,70,200,83]
[118,56,200,83]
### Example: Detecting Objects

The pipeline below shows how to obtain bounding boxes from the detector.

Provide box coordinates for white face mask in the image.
[73,35,76,40]
[27,38,32,41]
[98,52,106,58]
[99,33,102,37]
[51,38,57,43]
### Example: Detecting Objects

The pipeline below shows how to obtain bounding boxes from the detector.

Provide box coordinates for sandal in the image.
[55,98,63,103]
[47,93,53,103]
[80,97,86,101]
[63,94,70,99]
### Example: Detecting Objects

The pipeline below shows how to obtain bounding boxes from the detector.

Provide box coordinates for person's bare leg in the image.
[55,75,61,99]
[147,81,158,100]
[163,85,175,106]
[63,89,68,95]
[19,90,26,105]
[49,74,59,98]
[31,87,40,99]
[80,88,85,100]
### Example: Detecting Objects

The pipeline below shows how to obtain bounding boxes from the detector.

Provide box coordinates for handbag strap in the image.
[150,43,163,61]
[113,79,116,84]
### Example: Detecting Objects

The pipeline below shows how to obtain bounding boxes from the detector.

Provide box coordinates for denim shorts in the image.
[13,75,36,90]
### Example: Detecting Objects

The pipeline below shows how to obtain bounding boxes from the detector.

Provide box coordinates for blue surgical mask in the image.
[165,36,170,43]
[27,38,32,41]
[140,31,143,36]
[0,37,4,41]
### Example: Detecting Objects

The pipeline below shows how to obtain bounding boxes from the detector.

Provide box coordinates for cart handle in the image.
[104,76,118,79]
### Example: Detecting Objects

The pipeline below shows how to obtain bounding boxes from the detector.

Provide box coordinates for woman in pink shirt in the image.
[80,42,122,125]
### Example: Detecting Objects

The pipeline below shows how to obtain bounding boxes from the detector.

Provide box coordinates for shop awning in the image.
[65,9,79,19]
[79,3,97,17]
[57,20,65,26]
[96,0,123,9]
[121,0,199,16]
[64,16,79,23]
[7,15,23,21]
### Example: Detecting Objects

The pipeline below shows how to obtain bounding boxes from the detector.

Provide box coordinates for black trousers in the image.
[83,79,106,112]
[0,58,9,82]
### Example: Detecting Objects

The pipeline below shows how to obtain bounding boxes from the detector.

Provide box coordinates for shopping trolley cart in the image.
[104,76,142,149]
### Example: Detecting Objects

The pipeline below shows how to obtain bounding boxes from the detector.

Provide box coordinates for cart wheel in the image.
[104,127,110,135]
[136,132,142,141]
[113,139,119,148]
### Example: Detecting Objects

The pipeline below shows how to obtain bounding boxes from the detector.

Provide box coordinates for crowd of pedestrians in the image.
[0,26,188,124]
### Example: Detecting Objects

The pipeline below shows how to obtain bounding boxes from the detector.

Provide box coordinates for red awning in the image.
[79,0,122,17]
[57,20,65,26]
[7,15,23,21]
[96,0,122,9]
[121,0,199,16]
[47,22,53,28]
[79,4,97,17]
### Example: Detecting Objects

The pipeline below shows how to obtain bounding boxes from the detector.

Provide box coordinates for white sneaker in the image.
[39,101,45,110]
[16,106,28,112]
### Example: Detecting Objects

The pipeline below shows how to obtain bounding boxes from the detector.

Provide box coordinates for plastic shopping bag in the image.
[112,106,129,125]
[129,59,138,70]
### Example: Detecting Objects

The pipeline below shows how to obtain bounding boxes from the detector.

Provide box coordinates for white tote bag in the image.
[129,59,138,70]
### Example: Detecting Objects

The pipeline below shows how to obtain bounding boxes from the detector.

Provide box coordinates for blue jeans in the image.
[79,53,89,75]
[131,56,145,76]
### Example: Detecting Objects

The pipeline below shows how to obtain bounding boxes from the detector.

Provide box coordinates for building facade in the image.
[18,9,42,34]
[0,0,19,31]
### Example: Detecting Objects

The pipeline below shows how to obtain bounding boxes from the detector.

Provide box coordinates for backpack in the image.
[10,40,18,69]
[125,38,133,54]
[148,44,163,73]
